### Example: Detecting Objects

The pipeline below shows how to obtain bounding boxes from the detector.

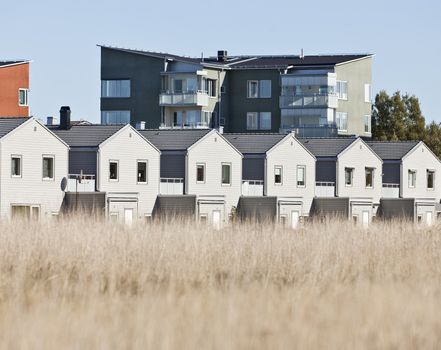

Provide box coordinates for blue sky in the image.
[1,0,440,123]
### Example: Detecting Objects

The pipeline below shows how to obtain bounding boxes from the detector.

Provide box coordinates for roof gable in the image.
[139,129,211,151]
[0,117,29,139]
[366,141,420,160]
[223,133,287,154]
[299,137,357,158]
[50,124,125,147]
[187,130,243,157]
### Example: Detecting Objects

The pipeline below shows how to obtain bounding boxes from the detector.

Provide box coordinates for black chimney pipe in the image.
[60,106,71,130]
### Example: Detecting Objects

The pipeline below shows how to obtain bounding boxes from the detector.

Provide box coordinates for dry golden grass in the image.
[1,217,441,349]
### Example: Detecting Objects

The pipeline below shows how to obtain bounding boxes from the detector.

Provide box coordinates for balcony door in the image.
[173,111,183,127]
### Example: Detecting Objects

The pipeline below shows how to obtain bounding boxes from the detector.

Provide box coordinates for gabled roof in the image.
[366,141,420,160]
[223,133,287,154]
[0,117,29,139]
[299,137,357,158]
[0,60,30,68]
[138,129,211,151]
[49,125,125,147]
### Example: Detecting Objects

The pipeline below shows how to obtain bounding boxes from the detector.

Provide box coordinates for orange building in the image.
[0,60,30,117]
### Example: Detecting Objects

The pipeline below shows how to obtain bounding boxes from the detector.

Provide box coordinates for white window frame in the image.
[137,160,148,184]
[427,169,435,190]
[296,165,306,188]
[365,167,374,189]
[345,167,354,187]
[109,160,119,182]
[336,80,348,100]
[408,169,417,188]
[11,155,22,178]
[336,112,348,132]
[364,115,371,133]
[247,80,259,98]
[42,155,55,181]
[259,80,272,98]
[101,80,131,98]
[259,112,272,130]
[364,83,372,103]
[246,112,259,130]
[274,166,283,185]
[18,88,29,106]
[221,163,232,186]
[196,163,205,184]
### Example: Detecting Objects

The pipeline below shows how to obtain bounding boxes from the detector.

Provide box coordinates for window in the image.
[364,84,372,103]
[259,80,272,98]
[11,156,22,177]
[427,170,435,190]
[247,112,271,130]
[365,168,374,188]
[274,166,283,185]
[336,112,348,131]
[207,79,216,97]
[260,112,271,130]
[222,163,231,185]
[336,81,348,100]
[247,112,258,130]
[247,80,259,98]
[408,170,416,188]
[101,111,130,124]
[196,164,205,183]
[137,161,147,184]
[173,79,183,92]
[345,167,353,186]
[18,88,29,106]
[297,166,306,187]
[101,80,130,98]
[364,115,371,133]
[109,161,119,181]
[42,156,54,180]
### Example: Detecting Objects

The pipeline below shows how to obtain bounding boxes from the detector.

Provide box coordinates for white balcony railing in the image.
[280,94,338,109]
[382,183,400,198]
[159,122,209,130]
[315,181,335,197]
[242,180,264,196]
[159,92,209,106]
[160,178,184,195]
[66,174,96,192]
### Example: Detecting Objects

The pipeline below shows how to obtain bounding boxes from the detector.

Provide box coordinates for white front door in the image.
[362,211,369,228]
[426,212,433,226]
[212,210,221,230]
[124,208,133,227]
[291,211,299,229]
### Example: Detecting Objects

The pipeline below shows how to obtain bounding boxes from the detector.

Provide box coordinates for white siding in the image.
[401,143,441,201]
[186,132,242,221]
[265,135,316,216]
[98,126,160,218]
[336,139,382,204]
[0,119,69,218]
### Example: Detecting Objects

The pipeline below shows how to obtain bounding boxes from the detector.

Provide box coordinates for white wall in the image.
[98,126,160,218]
[0,119,68,218]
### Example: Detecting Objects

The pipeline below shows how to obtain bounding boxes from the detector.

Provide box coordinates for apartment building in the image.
[99,45,373,137]
[0,60,30,117]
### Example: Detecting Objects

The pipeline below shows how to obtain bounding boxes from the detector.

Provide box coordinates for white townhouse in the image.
[224,132,316,228]
[140,129,242,226]
[368,141,441,225]
[0,117,69,219]
[300,137,382,226]
[51,108,160,224]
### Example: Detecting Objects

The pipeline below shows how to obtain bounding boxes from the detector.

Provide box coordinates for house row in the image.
[1,108,440,227]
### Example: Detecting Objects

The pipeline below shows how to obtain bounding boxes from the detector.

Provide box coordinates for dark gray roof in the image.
[0,117,28,138]
[366,141,419,160]
[139,129,211,151]
[299,137,357,157]
[49,125,124,147]
[0,60,29,68]
[223,133,287,154]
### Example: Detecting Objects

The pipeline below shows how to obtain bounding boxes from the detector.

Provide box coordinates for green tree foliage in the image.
[424,122,441,159]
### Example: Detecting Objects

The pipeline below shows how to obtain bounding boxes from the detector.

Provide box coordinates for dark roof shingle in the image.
[299,137,357,157]
[223,133,287,154]
[0,60,29,68]
[139,129,211,151]
[366,141,419,160]
[50,125,124,147]
[0,117,29,138]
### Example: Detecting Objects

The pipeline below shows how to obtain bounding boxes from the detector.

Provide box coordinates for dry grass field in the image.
[1,217,441,349]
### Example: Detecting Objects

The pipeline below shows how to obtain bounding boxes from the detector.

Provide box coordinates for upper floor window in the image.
[274,166,283,185]
[207,79,216,97]
[137,161,148,184]
[247,80,271,98]
[11,155,22,177]
[427,170,435,190]
[246,112,258,130]
[408,169,416,188]
[101,111,130,125]
[196,163,205,183]
[297,166,306,187]
[247,112,271,130]
[109,161,119,181]
[221,163,231,185]
[101,80,130,98]
[42,156,54,181]
[247,80,259,98]
[365,168,374,188]
[364,84,372,103]
[18,88,29,106]
[364,115,371,133]
[345,167,353,186]
[336,81,348,100]
[336,112,348,132]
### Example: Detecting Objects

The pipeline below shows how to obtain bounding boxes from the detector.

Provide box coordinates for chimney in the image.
[46,116,54,126]
[136,121,146,130]
[300,48,304,59]
[60,106,71,130]
[217,50,228,62]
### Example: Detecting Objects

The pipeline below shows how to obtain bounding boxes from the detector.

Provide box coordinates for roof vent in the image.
[136,121,146,130]
[46,116,54,126]
[217,50,228,62]
[59,106,71,130]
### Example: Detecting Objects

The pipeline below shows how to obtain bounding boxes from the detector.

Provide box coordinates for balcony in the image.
[280,124,338,138]
[315,182,335,197]
[280,94,338,109]
[382,183,400,198]
[159,91,209,107]
[242,180,264,196]
[160,178,184,195]
[66,174,95,192]
[159,122,209,130]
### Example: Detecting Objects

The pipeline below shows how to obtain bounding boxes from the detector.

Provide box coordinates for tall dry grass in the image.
[1,217,441,349]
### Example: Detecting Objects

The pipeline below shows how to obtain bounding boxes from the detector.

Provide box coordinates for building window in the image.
[101,80,131,98]
[247,112,259,130]
[364,84,372,103]
[221,163,231,185]
[42,156,54,180]
[18,88,29,106]
[207,79,216,97]
[364,115,371,133]
[11,156,22,177]
[345,167,353,186]
[336,81,348,100]
[247,112,271,130]
[137,161,147,184]
[336,112,348,132]
[259,80,272,98]
[365,167,374,188]
[297,166,306,187]
[408,170,416,188]
[109,161,119,181]
[427,170,435,190]
[260,112,271,130]
[274,166,283,185]
[101,111,130,124]
[247,80,259,98]
[196,163,205,183]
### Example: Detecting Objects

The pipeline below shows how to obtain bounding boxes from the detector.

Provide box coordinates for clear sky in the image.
[1,0,440,123]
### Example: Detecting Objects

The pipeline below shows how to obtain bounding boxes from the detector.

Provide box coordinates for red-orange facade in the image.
[0,62,30,117]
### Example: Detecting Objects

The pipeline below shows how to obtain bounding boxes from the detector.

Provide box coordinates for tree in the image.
[424,122,441,159]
